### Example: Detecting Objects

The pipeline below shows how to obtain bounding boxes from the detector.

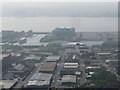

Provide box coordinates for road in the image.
[14,59,45,88]
[75,46,86,84]
[52,52,65,87]
[79,59,86,84]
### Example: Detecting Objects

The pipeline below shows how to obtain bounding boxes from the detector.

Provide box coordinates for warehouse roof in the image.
[24,55,41,60]
[97,52,111,55]
[61,75,76,83]
[27,80,50,86]
[39,62,56,72]
[30,73,52,81]
[45,59,58,62]
[64,66,78,69]
[27,73,52,87]
[106,59,118,63]
[46,55,60,60]
[64,63,79,66]
[0,80,17,89]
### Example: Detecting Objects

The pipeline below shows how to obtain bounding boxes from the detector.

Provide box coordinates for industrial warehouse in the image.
[25,73,52,88]
[39,62,57,73]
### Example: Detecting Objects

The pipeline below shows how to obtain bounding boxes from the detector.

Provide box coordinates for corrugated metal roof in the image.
[0,80,17,89]
[39,62,56,72]
[97,52,111,55]
[46,55,60,60]
[27,80,50,86]
[24,56,41,60]
[64,63,79,66]
[61,75,76,83]
[27,73,52,86]
[30,73,52,81]
[64,66,78,69]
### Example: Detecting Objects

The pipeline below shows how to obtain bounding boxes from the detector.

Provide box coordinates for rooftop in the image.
[39,62,57,72]
[0,80,17,89]
[27,80,50,86]
[46,55,60,60]
[61,75,76,83]
[64,63,79,66]
[24,55,41,60]
[106,59,118,63]
[27,73,52,87]
[30,73,52,81]
[97,52,111,55]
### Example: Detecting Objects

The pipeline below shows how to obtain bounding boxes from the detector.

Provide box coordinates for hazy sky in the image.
[1,2,118,32]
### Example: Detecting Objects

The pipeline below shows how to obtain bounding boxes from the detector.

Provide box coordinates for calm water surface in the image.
[23,34,103,47]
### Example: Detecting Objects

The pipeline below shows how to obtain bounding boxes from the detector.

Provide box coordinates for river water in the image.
[22,34,103,47]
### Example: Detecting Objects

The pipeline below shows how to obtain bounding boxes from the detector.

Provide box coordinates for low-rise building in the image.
[90,59,101,67]
[26,73,52,88]
[39,62,57,73]
[24,55,42,64]
[84,59,101,67]
[60,69,79,76]
[97,52,112,59]
[63,63,79,69]
[61,75,77,85]
[85,66,100,69]
[45,55,60,62]
[0,80,17,89]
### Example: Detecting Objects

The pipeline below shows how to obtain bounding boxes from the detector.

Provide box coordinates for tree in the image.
[89,67,118,87]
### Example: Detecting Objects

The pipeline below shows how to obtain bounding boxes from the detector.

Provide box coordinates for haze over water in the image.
[1,2,118,32]
[2,17,117,32]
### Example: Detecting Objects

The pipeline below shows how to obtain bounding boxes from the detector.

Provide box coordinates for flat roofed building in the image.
[64,66,78,69]
[90,59,101,67]
[24,55,41,60]
[61,75,77,85]
[67,42,84,46]
[0,80,17,89]
[45,55,60,62]
[64,63,79,69]
[45,59,58,62]
[30,73,52,81]
[65,49,77,54]
[60,69,79,75]
[85,66,100,69]
[27,80,50,88]
[64,63,79,66]
[65,59,79,63]
[46,55,60,60]
[39,62,57,73]
[26,73,52,88]
[91,62,101,66]
[97,52,112,59]
[97,52,111,55]
[106,59,118,63]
